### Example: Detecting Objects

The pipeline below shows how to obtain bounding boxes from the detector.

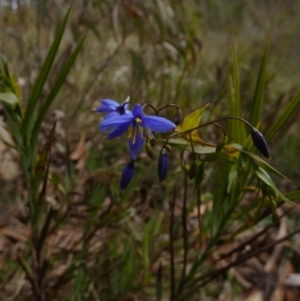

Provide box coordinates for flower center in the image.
[135,117,142,124]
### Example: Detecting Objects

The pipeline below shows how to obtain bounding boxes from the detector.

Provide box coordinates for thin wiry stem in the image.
[142,103,158,115]
[178,173,189,295]
[169,188,176,301]
[213,122,227,136]
[182,227,300,299]
[196,181,202,250]
[164,116,254,147]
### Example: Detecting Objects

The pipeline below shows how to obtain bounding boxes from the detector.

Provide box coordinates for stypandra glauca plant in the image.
[0,8,85,301]
[95,43,300,300]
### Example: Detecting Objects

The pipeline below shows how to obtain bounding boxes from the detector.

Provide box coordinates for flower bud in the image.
[215,135,228,153]
[173,109,182,126]
[188,161,198,180]
[146,140,154,160]
[158,148,169,182]
[150,137,156,147]
[120,160,135,190]
[251,128,270,159]
[164,144,172,153]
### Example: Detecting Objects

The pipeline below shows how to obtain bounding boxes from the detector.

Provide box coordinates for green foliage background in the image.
[0,1,300,300]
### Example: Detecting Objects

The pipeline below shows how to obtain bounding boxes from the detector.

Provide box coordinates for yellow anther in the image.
[135,118,142,124]
[144,127,153,140]
[127,125,133,139]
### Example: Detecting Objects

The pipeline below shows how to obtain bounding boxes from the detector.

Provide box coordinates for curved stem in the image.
[213,122,227,136]
[164,116,254,147]
[142,103,158,115]
[157,104,181,113]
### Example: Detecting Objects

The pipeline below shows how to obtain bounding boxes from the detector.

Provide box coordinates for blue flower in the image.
[94,97,132,119]
[120,160,135,190]
[100,104,176,159]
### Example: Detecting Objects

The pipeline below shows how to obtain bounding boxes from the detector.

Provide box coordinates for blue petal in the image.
[101,99,119,107]
[125,109,132,115]
[143,116,176,132]
[103,111,121,120]
[100,115,133,131]
[120,161,135,190]
[122,101,130,110]
[106,124,130,139]
[132,104,144,117]
[129,131,144,160]
[105,110,133,120]
[94,105,116,113]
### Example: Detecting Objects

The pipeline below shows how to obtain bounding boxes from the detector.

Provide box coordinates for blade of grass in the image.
[265,90,300,141]
[22,7,71,139]
[228,44,246,144]
[28,35,86,167]
[249,39,270,126]
[2,104,23,149]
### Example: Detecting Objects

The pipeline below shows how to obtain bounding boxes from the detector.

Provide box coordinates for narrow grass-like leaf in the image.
[249,39,270,126]
[228,45,246,144]
[29,36,86,167]
[210,160,230,237]
[167,138,216,154]
[284,189,300,200]
[71,267,85,299]
[23,7,71,138]
[0,92,19,106]
[2,104,23,150]
[265,90,300,141]
[255,166,291,203]
[229,143,290,181]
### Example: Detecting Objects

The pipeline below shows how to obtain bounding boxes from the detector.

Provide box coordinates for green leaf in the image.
[228,45,246,144]
[210,160,231,237]
[22,7,71,138]
[284,189,300,201]
[249,39,270,126]
[0,92,19,106]
[265,90,300,141]
[71,267,85,299]
[167,138,216,154]
[28,35,86,168]
[2,104,23,150]
[255,166,291,203]
[255,166,274,187]
[227,164,237,193]
[228,143,289,181]
[175,103,211,145]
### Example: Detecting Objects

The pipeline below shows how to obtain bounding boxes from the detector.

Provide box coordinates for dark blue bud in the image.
[158,148,169,182]
[120,160,135,190]
[251,128,270,159]
[173,109,182,126]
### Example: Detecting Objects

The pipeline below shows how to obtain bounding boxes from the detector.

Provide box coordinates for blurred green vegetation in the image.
[0,1,300,300]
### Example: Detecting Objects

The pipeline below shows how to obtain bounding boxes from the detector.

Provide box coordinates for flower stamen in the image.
[135,118,142,124]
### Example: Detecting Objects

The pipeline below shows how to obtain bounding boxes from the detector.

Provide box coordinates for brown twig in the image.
[177,173,189,295]
[182,227,300,299]
[169,187,176,301]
